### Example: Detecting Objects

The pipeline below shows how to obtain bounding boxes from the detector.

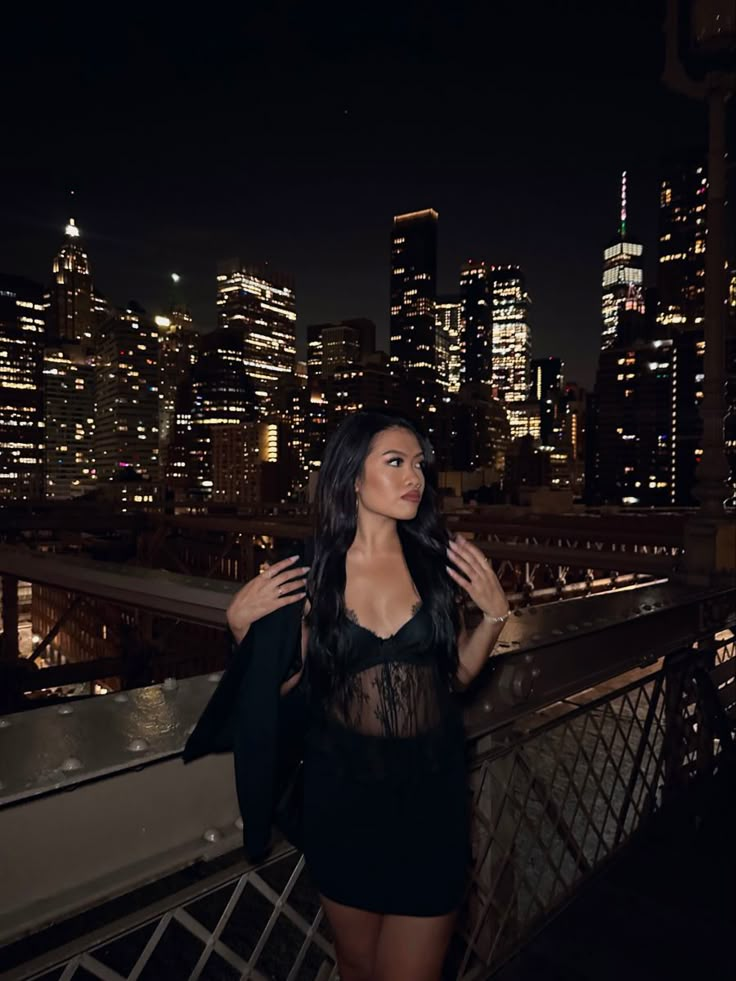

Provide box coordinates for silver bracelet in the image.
[482,610,510,625]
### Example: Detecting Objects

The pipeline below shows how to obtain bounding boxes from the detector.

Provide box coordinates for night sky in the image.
[1,3,707,388]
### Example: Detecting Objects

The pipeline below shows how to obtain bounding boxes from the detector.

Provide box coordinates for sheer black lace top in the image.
[305,602,464,784]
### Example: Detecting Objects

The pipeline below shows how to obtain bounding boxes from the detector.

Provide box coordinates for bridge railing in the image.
[0,550,733,980]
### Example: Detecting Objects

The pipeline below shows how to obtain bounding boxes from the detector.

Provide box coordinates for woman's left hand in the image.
[446,534,509,619]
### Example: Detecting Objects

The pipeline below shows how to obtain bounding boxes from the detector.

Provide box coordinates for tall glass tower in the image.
[601,172,645,349]
[389,209,438,390]
[491,265,532,403]
[50,218,93,345]
[459,262,492,389]
[216,261,296,416]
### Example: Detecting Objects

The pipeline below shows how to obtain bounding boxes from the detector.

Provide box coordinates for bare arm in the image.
[446,534,509,692]
[453,603,508,691]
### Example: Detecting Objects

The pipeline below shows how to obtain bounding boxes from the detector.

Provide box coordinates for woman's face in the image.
[355,426,426,520]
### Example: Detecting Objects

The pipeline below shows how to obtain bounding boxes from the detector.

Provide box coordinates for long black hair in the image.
[305,409,461,701]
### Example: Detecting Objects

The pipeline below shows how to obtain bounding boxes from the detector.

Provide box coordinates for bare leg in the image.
[372,909,458,981]
[320,893,383,981]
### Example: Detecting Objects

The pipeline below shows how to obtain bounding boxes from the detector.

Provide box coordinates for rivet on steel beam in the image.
[482,702,493,713]
[203,828,222,843]
[113,693,129,703]
[128,738,149,753]
[582,621,593,628]
[0,720,11,729]
[530,634,542,642]
[57,705,74,715]
[567,624,580,631]
[163,677,178,691]
[642,604,653,612]
[61,757,83,772]
[531,668,541,678]
[552,628,563,636]
[235,817,244,831]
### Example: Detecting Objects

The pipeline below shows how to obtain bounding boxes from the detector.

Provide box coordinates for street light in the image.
[664,0,736,579]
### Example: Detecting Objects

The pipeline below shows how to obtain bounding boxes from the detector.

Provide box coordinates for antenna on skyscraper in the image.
[620,170,627,239]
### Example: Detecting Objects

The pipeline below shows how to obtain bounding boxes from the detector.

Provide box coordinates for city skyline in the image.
[0,4,714,389]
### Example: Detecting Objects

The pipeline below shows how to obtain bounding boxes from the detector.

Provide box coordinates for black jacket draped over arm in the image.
[182,542,312,863]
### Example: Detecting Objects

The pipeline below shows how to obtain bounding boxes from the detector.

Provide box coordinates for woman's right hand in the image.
[226,555,310,645]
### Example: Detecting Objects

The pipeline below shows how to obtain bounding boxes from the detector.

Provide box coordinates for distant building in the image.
[94,306,160,483]
[491,265,532,405]
[531,356,564,445]
[432,382,510,474]
[156,306,197,470]
[588,337,674,506]
[601,172,645,349]
[49,218,94,346]
[272,365,310,498]
[559,381,588,494]
[671,329,705,505]
[657,158,706,332]
[435,294,464,394]
[390,209,440,422]
[216,260,296,414]
[323,352,395,430]
[43,343,96,499]
[459,262,492,388]
[506,401,542,442]
[164,378,211,504]
[656,157,709,504]
[307,319,375,382]
[0,274,45,501]
[193,327,257,428]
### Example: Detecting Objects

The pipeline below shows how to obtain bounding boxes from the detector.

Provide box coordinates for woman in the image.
[226,410,509,981]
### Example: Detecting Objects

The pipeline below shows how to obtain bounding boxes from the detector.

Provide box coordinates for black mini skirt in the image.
[302,716,472,917]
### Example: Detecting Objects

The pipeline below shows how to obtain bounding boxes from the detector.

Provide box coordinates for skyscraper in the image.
[306,319,376,382]
[657,159,707,331]
[491,265,532,402]
[459,262,492,388]
[435,294,464,394]
[43,344,96,499]
[601,173,645,349]
[0,274,45,501]
[156,306,197,467]
[531,356,564,445]
[216,261,296,414]
[390,209,439,402]
[656,157,708,503]
[193,327,257,428]
[94,306,160,482]
[671,330,705,505]
[588,338,674,506]
[49,218,93,345]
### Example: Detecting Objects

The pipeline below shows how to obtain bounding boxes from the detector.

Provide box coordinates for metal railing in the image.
[0,556,734,979]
